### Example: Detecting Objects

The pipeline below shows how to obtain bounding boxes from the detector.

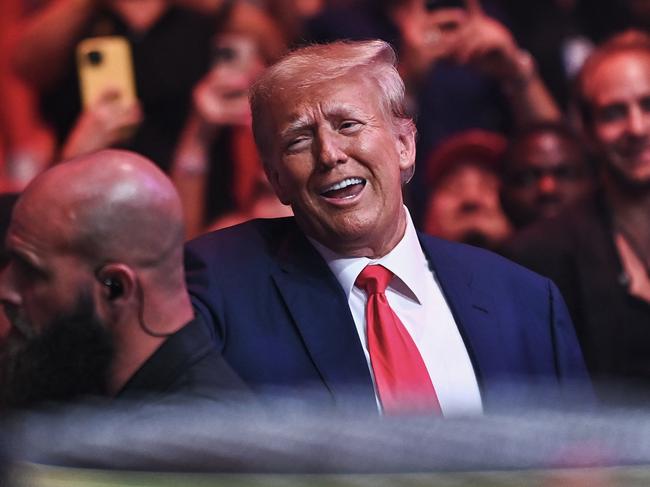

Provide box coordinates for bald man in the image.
[0,149,244,409]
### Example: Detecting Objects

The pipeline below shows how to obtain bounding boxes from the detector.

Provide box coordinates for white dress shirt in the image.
[310,208,482,416]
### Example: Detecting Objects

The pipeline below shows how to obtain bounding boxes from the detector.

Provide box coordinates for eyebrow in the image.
[280,116,314,139]
[279,104,369,139]
[8,249,47,277]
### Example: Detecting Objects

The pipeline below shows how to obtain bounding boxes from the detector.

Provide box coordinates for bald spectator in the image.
[505,31,650,403]
[421,129,512,250]
[0,149,244,410]
[501,123,596,229]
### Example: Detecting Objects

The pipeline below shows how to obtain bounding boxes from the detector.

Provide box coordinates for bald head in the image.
[16,150,185,276]
[0,150,194,401]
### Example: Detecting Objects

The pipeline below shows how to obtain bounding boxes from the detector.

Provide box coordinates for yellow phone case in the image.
[76,36,137,109]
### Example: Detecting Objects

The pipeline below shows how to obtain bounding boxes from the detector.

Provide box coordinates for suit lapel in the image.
[418,233,508,387]
[268,226,508,405]
[271,226,376,410]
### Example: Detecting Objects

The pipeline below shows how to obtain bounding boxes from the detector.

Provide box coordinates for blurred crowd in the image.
[0,0,642,229]
[0,0,639,231]
[0,0,649,407]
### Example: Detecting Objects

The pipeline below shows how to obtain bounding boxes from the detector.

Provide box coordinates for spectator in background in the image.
[421,129,512,250]
[504,31,650,404]
[0,150,244,410]
[0,0,55,189]
[8,0,227,172]
[171,2,288,238]
[501,122,596,229]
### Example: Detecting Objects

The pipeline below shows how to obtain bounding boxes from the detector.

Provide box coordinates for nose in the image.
[537,173,558,194]
[626,104,649,137]
[315,129,348,170]
[0,263,21,309]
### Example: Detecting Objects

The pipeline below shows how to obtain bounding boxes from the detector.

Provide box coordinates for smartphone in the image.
[425,0,465,11]
[76,36,137,109]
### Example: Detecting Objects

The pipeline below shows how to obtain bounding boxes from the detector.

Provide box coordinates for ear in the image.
[263,160,292,205]
[396,125,416,180]
[94,263,137,306]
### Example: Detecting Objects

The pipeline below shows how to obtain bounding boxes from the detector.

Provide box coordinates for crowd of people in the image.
[0,0,648,420]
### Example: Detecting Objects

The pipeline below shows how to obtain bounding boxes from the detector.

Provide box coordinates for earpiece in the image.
[103,277,123,300]
[96,266,174,337]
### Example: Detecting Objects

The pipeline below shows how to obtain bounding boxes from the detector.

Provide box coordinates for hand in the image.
[448,0,528,83]
[192,66,254,128]
[61,88,142,159]
[394,3,468,82]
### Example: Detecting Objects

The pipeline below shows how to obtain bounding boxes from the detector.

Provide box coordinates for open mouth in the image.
[319,177,367,200]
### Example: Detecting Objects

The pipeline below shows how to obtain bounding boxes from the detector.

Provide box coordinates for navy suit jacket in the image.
[185,217,590,411]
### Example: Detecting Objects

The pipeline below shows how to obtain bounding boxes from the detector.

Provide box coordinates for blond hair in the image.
[249,39,415,165]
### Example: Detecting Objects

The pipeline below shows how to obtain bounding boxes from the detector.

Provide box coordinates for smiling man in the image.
[505,31,650,403]
[185,40,589,414]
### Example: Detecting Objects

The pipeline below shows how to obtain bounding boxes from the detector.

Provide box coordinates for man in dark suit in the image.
[0,149,244,409]
[186,40,589,414]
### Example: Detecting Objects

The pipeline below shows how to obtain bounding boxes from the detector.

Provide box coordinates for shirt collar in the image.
[309,207,429,305]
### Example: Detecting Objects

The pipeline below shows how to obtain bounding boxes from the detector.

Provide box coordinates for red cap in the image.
[425,130,507,188]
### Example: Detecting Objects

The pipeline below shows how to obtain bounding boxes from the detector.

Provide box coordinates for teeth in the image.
[322,177,364,193]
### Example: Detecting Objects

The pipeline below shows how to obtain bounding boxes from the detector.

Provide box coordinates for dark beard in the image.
[0,293,114,411]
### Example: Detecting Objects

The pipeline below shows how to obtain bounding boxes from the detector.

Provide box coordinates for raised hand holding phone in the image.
[61,87,143,159]
[76,36,138,110]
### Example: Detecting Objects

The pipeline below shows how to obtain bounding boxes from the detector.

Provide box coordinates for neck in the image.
[305,206,409,259]
[107,291,195,396]
[108,333,164,396]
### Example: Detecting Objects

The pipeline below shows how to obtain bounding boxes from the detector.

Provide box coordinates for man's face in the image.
[262,74,415,257]
[0,201,115,409]
[502,132,594,227]
[423,162,512,249]
[0,203,95,338]
[586,50,650,187]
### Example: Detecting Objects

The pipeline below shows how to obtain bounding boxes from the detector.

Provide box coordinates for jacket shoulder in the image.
[185,217,296,262]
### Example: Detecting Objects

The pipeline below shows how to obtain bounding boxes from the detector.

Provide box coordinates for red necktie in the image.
[355,265,441,414]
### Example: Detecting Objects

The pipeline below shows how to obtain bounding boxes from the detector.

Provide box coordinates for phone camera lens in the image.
[87,50,103,66]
